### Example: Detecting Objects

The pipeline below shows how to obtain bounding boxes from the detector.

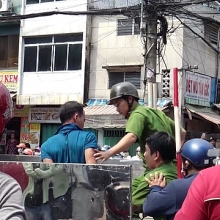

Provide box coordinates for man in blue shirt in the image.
[143,138,215,220]
[41,101,97,164]
[41,101,100,220]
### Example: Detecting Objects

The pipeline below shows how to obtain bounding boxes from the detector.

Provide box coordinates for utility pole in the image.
[144,1,158,108]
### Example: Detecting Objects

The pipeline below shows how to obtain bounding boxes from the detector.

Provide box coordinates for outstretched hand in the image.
[145,172,166,188]
[94,149,112,164]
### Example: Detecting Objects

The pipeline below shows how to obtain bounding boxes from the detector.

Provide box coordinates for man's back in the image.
[175,165,220,220]
[41,124,97,163]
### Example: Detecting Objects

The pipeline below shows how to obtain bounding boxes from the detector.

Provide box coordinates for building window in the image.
[117,18,140,36]
[0,35,19,69]
[23,33,83,72]
[26,0,63,4]
[108,72,141,89]
[204,24,219,45]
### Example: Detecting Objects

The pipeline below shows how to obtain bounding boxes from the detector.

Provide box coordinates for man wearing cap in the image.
[94,82,186,216]
[0,82,27,219]
[94,82,186,163]
[143,138,214,220]
[17,142,27,155]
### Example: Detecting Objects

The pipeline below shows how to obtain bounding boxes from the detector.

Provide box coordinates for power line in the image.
[0,6,140,22]
[175,15,219,54]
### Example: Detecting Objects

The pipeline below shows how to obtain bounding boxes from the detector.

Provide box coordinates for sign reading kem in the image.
[0,72,18,91]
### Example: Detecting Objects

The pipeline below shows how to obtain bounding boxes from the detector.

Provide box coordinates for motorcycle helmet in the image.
[179,138,214,167]
[23,148,34,156]
[101,145,111,151]
[34,146,41,156]
[108,82,139,105]
[16,143,26,149]
[0,82,13,135]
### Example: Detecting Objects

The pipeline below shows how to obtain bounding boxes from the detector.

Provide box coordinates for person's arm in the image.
[41,142,53,163]
[22,163,42,178]
[84,132,98,164]
[108,133,137,156]
[0,172,27,220]
[174,173,205,219]
[143,182,177,217]
[85,148,97,164]
[43,158,53,163]
[94,112,144,162]
[94,133,137,162]
[34,164,64,178]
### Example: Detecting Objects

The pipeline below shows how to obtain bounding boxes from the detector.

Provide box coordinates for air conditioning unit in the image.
[0,0,10,12]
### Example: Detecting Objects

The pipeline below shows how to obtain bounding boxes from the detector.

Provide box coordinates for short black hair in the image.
[25,143,31,148]
[59,101,83,124]
[145,132,176,162]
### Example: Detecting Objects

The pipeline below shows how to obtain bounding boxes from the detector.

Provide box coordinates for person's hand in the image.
[145,172,166,187]
[94,149,112,163]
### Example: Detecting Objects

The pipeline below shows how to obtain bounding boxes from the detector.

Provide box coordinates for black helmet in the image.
[108,82,139,105]
[179,138,214,167]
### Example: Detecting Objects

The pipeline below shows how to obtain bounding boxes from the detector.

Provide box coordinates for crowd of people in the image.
[4,137,41,156]
[1,80,220,220]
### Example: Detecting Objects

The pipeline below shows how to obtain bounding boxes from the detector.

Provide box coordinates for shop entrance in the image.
[0,117,21,154]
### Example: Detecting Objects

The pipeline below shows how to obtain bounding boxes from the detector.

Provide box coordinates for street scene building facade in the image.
[1,0,220,154]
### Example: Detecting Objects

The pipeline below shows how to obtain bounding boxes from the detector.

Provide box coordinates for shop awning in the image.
[213,103,220,110]
[86,98,145,107]
[84,99,143,128]
[185,104,220,125]
[85,105,118,115]
[84,105,126,129]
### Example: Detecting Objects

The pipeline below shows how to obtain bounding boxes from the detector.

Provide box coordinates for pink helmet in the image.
[16,143,26,149]
[0,82,13,134]
[23,148,34,156]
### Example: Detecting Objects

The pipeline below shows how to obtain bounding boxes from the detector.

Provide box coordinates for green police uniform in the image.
[126,103,178,218]
[108,82,179,219]
[126,103,176,154]
[132,162,177,218]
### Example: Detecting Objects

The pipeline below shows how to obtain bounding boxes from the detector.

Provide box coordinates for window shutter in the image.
[117,19,133,36]
[125,72,141,89]
[204,24,219,45]
[108,72,124,88]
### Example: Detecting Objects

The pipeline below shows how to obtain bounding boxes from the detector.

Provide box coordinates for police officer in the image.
[143,138,214,220]
[94,82,186,162]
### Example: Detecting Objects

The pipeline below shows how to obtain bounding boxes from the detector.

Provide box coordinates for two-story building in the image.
[1,0,92,151]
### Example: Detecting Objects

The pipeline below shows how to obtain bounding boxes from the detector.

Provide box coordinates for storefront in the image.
[0,72,20,153]
[183,71,220,136]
